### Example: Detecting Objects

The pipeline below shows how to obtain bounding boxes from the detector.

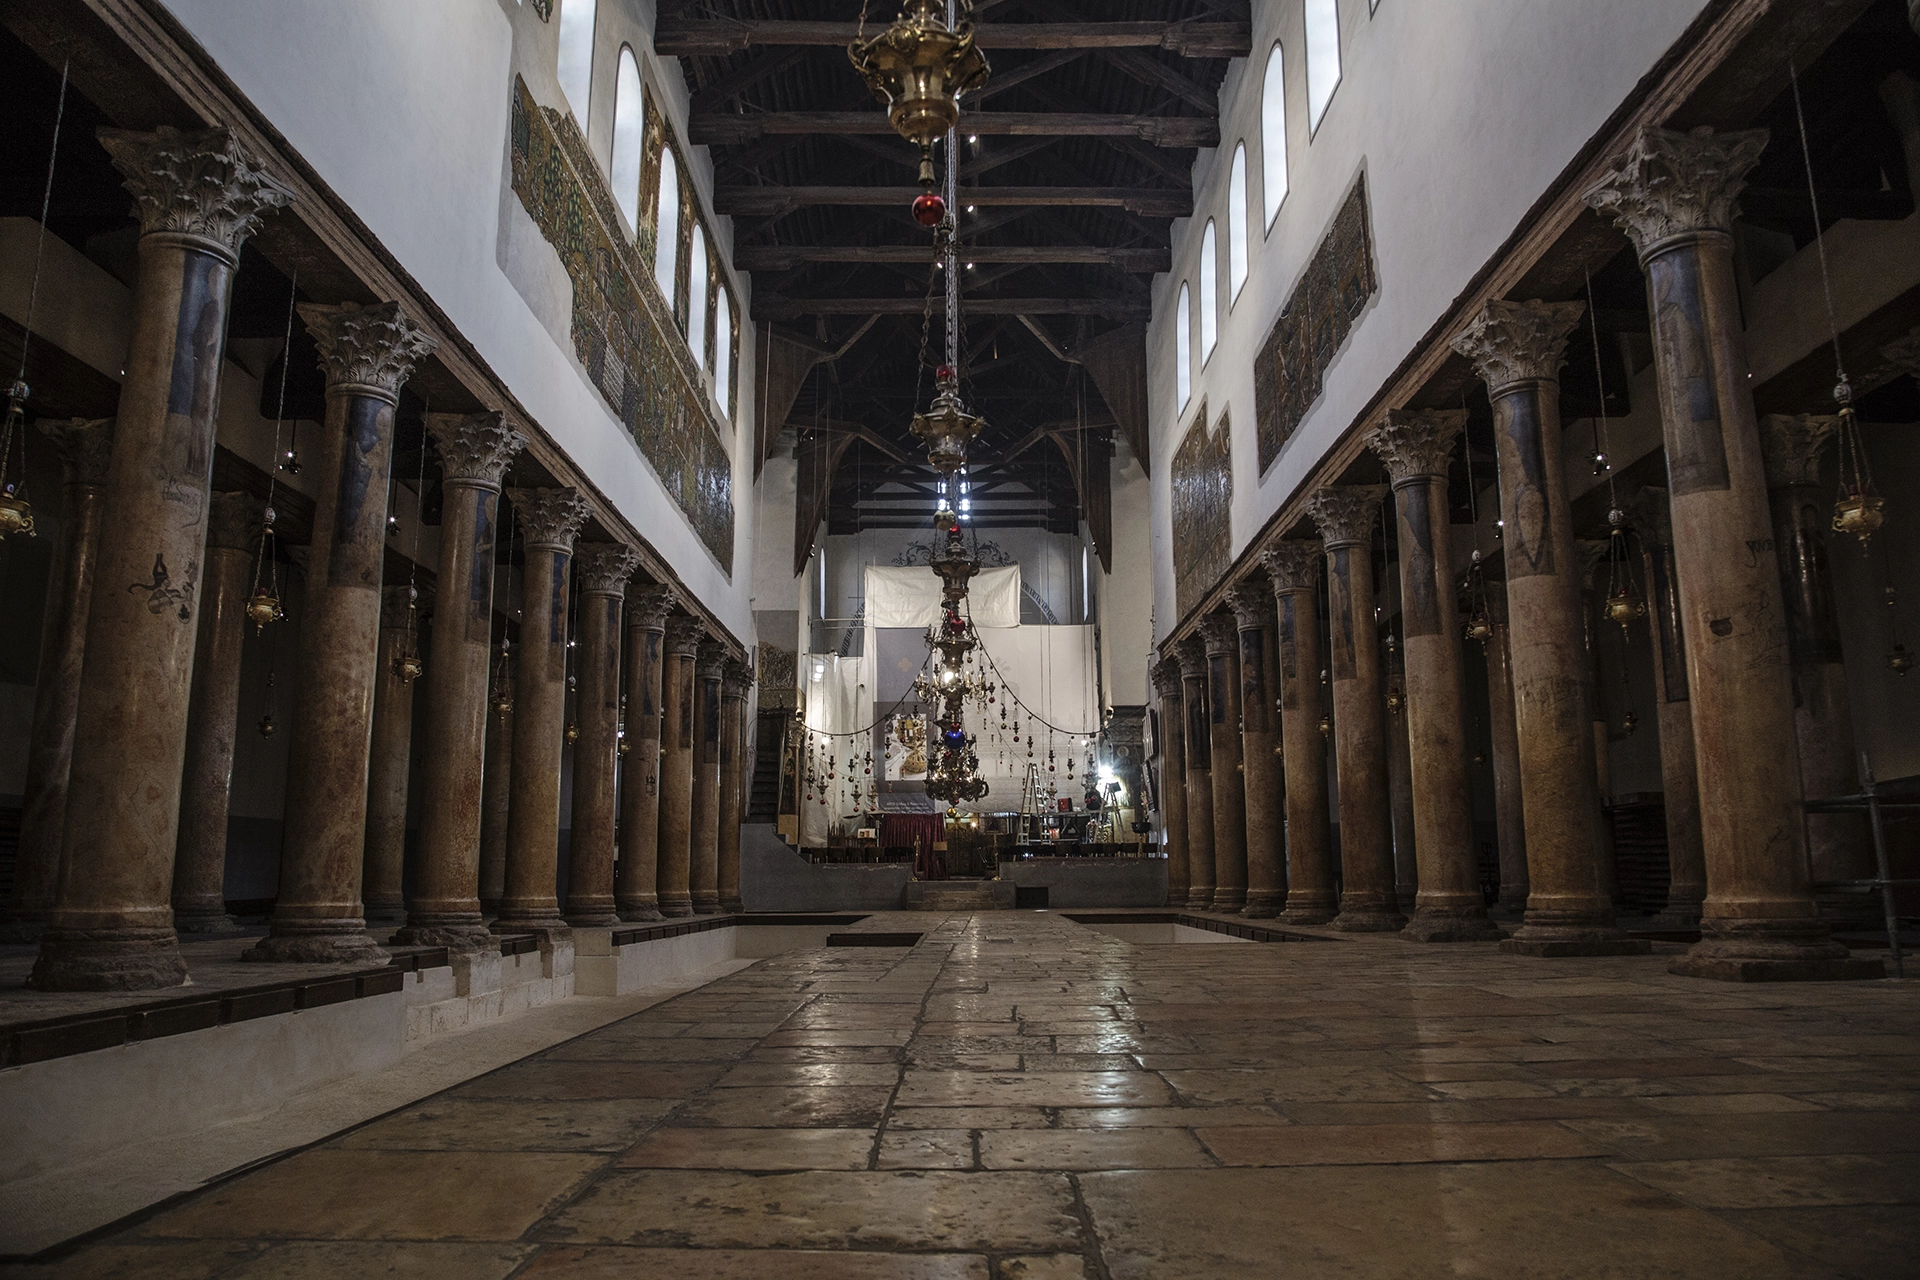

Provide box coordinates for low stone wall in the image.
[741,823,913,911]
[1000,857,1170,908]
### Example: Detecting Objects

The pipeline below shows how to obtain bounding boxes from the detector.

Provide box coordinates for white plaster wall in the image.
[159,0,759,644]
[1147,0,1713,641]
[1100,451,1154,707]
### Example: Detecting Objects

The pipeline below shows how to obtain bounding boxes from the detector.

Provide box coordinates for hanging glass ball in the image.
[913,191,946,227]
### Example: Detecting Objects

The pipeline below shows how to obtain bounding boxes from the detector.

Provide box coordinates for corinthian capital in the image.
[664,615,708,657]
[1305,485,1387,548]
[508,486,591,551]
[1583,126,1769,259]
[428,411,524,489]
[97,126,294,256]
[1450,299,1585,394]
[37,417,114,487]
[1367,409,1464,481]
[722,657,755,699]
[627,584,677,630]
[575,543,643,596]
[205,490,263,553]
[1260,541,1322,594]
[1759,414,1837,490]
[1198,611,1239,655]
[696,639,729,681]
[1150,657,1183,700]
[299,301,438,401]
[1173,633,1208,678]
[1225,583,1273,632]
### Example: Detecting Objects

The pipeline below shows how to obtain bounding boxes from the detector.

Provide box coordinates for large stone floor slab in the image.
[4,911,1917,1278]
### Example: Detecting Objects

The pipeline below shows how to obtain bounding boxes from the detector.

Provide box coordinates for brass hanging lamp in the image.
[1602,508,1648,629]
[848,0,989,226]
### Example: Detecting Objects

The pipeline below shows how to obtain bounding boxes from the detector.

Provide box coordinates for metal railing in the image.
[1806,754,1918,980]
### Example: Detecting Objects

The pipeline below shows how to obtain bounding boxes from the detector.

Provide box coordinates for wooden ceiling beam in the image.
[691,112,1218,148]
[716,185,1192,218]
[656,20,1252,58]
[754,294,1152,321]
[737,244,1169,272]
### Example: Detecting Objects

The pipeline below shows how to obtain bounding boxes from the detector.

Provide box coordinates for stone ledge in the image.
[1062,912,1335,944]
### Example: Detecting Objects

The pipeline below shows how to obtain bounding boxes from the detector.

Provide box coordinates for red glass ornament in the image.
[913,192,946,227]
[936,363,956,384]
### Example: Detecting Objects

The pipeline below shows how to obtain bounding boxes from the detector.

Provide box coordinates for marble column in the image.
[657,616,706,917]
[1225,585,1284,917]
[1761,414,1873,921]
[1452,300,1635,956]
[1,419,111,943]
[1199,613,1249,911]
[617,586,676,919]
[171,491,261,933]
[1481,581,1530,916]
[1150,659,1191,907]
[1384,671,1419,915]
[565,543,642,927]
[361,586,421,928]
[32,129,291,989]
[1368,410,1504,941]
[719,657,753,913]
[400,411,523,944]
[1587,126,1868,980]
[1306,486,1405,932]
[690,640,727,913]
[245,302,435,965]
[1629,486,1706,927]
[1174,634,1215,909]
[492,487,591,938]
[1262,542,1337,924]
[1576,538,1616,808]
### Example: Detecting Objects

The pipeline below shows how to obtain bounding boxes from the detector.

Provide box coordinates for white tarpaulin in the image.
[865,564,1021,628]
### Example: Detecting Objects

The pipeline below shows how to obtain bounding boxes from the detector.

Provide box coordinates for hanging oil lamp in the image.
[847,0,989,223]
[565,721,579,745]
[257,672,278,738]
[1621,709,1639,735]
[1602,508,1647,630]
[1887,587,1913,675]
[1463,550,1493,642]
[1830,379,1885,548]
[247,504,285,634]
[1385,686,1404,715]
[0,382,37,540]
[246,586,281,634]
[1317,716,1331,738]
[392,585,423,681]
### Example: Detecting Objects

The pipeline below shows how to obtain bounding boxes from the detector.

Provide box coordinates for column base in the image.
[1402,906,1506,943]
[566,908,623,927]
[478,898,503,917]
[242,927,389,966]
[30,927,190,991]
[690,892,721,914]
[1646,904,1704,930]
[170,899,237,934]
[1186,887,1216,910]
[1280,896,1338,925]
[1241,891,1283,919]
[720,898,744,914]
[1669,922,1884,982]
[658,894,694,918]
[391,920,498,952]
[362,900,407,928]
[491,912,571,936]
[1212,888,1247,911]
[1331,895,1406,932]
[618,901,664,922]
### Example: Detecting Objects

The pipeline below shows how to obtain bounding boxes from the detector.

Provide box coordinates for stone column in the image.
[565,543,641,926]
[1628,487,1706,927]
[361,585,422,928]
[492,487,591,937]
[1225,585,1283,917]
[1452,300,1635,956]
[171,491,261,933]
[1306,486,1404,932]
[1576,538,1615,807]
[399,412,523,944]
[245,302,435,965]
[1481,581,1530,916]
[32,129,291,989]
[1199,613,1249,911]
[657,616,705,917]
[1174,634,1215,909]
[1368,410,1503,941]
[1150,659,1190,907]
[1587,126,1869,979]
[719,657,753,912]
[1384,669,1419,914]
[690,640,727,913]
[617,586,675,919]
[1761,414,1873,921]
[1,419,111,943]
[1262,542,1337,924]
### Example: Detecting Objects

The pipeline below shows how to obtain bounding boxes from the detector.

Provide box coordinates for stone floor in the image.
[5,911,1918,1279]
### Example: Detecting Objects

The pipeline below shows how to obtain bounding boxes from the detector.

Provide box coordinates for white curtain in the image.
[799,652,872,846]
[865,564,1021,629]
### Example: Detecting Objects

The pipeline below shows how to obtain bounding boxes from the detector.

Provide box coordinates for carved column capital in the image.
[1260,541,1323,594]
[1880,325,1920,379]
[1151,657,1184,700]
[428,411,524,489]
[1759,414,1837,490]
[627,584,677,630]
[664,615,707,658]
[508,487,591,552]
[1366,409,1465,481]
[1450,299,1586,394]
[299,301,437,402]
[380,584,423,630]
[1583,125,1769,260]
[1225,582,1273,632]
[1305,485,1387,549]
[1173,633,1208,676]
[36,418,114,487]
[1627,485,1673,550]
[1198,611,1239,655]
[205,490,263,553]
[96,125,293,258]
[721,657,755,700]
[695,639,728,681]
[574,543,643,597]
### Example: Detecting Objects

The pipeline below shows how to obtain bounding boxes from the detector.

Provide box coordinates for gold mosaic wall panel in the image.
[1171,404,1232,621]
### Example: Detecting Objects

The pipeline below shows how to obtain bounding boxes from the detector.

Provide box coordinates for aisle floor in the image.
[7,912,1919,1279]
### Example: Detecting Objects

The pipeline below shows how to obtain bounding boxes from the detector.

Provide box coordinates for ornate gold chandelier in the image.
[849,0,989,227]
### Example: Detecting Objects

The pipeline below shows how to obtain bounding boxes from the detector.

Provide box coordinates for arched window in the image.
[1175,282,1192,413]
[556,0,598,126]
[714,289,734,418]
[1199,221,1218,364]
[610,48,644,232]
[1261,44,1288,228]
[1228,144,1249,301]
[653,147,679,304]
[689,228,710,371]
[1305,0,1341,132]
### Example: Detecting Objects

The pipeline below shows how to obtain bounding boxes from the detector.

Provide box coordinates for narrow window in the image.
[1228,144,1249,301]
[1175,282,1192,413]
[1305,0,1341,132]
[689,228,710,371]
[653,147,679,304]
[610,48,644,232]
[1199,221,1218,363]
[556,0,598,127]
[1261,44,1288,228]
[715,289,734,418]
